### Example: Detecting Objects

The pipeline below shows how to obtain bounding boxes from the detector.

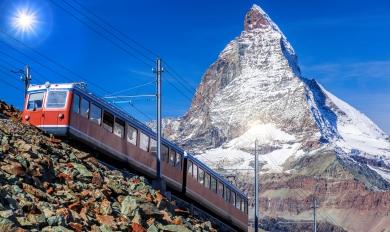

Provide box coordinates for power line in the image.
[69,0,159,58]
[0,70,24,93]
[49,0,154,68]
[63,0,156,64]
[0,32,155,121]
[52,0,199,121]
[105,81,155,97]
[62,0,197,102]
[165,66,197,95]
[0,51,47,83]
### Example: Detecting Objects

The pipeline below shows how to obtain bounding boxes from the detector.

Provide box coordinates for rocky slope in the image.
[161,4,390,232]
[0,101,216,232]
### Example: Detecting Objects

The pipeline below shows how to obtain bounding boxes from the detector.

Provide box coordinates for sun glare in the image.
[12,8,37,34]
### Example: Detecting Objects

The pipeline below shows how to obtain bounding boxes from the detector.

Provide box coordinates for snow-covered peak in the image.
[162,5,390,180]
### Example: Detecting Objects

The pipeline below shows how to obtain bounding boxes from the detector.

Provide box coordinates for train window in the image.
[236,196,241,209]
[224,188,230,202]
[187,160,193,176]
[231,191,236,205]
[80,98,89,118]
[198,168,204,185]
[27,92,44,110]
[114,118,125,138]
[175,153,181,169]
[193,164,198,179]
[102,111,114,132]
[72,94,80,113]
[149,139,157,153]
[169,150,176,166]
[211,177,217,193]
[90,104,102,125]
[204,173,210,189]
[127,125,137,145]
[217,181,224,197]
[46,91,68,108]
[139,132,149,151]
[162,145,169,162]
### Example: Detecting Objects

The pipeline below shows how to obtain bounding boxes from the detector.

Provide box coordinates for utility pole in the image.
[23,65,31,96]
[312,182,319,232]
[154,58,163,189]
[312,197,318,232]
[254,139,259,232]
[13,65,31,97]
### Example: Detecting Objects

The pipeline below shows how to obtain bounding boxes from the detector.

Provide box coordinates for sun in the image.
[12,8,37,34]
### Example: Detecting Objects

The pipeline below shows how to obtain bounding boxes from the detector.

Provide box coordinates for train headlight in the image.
[24,115,30,121]
[58,113,64,119]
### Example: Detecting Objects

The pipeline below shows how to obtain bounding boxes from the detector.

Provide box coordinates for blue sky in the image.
[0,0,389,133]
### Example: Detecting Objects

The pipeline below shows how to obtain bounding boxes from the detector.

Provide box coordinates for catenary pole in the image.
[155,58,163,187]
[254,139,259,232]
[314,198,317,232]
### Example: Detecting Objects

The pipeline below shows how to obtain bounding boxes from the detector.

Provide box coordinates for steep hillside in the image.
[0,101,216,232]
[160,4,390,232]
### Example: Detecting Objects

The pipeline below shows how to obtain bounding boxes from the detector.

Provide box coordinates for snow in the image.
[321,86,390,158]
[199,141,303,173]
[162,3,390,177]
[368,165,390,182]
[226,123,295,149]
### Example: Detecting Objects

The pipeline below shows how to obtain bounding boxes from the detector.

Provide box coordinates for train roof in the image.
[27,82,248,200]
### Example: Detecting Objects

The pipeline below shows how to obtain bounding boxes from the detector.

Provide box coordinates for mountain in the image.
[162,4,390,231]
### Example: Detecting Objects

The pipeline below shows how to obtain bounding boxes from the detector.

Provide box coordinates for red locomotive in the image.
[22,82,249,231]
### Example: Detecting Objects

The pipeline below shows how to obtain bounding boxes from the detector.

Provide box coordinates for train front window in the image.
[127,125,137,145]
[90,104,101,125]
[27,92,44,110]
[46,91,68,108]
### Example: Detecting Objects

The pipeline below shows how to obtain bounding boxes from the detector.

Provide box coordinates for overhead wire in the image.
[0,31,155,120]
[0,51,47,83]
[69,0,159,58]
[104,80,155,97]
[60,0,197,103]
[49,0,154,68]
[0,69,24,93]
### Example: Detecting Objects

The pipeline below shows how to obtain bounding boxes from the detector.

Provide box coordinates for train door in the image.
[25,91,46,126]
[42,90,69,127]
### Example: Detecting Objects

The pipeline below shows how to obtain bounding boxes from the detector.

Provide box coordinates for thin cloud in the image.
[302,60,390,81]
[289,14,390,29]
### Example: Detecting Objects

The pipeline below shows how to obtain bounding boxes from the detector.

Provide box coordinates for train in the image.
[21,82,249,231]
